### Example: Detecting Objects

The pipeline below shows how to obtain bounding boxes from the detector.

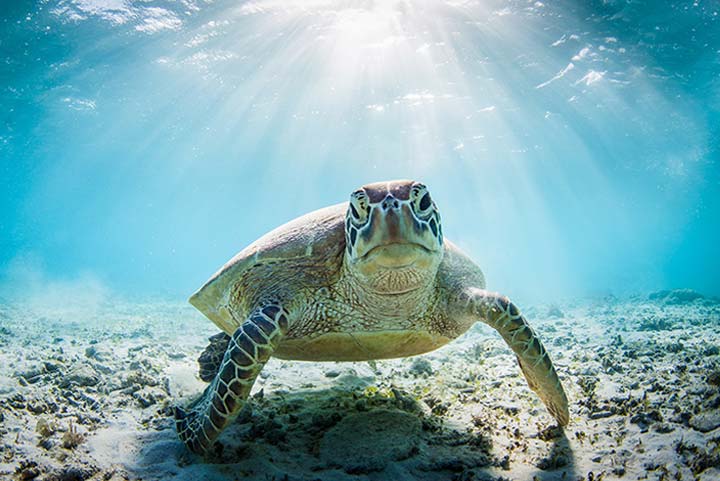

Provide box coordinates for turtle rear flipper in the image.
[198,332,231,382]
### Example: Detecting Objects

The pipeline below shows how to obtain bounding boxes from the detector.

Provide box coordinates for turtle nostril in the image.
[381,195,399,211]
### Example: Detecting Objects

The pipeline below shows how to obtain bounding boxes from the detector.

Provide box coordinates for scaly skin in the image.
[175,303,288,454]
[455,288,570,425]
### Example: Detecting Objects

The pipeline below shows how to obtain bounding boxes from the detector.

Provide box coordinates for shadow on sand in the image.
[130,383,576,481]
[530,430,579,481]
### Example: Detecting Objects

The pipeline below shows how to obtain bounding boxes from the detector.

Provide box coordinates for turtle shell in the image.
[189,202,348,334]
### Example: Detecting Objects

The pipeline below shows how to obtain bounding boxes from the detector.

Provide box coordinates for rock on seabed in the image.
[648,288,715,305]
[689,410,720,433]
[319,409,421,473]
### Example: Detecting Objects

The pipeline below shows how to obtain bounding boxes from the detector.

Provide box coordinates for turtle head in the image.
[344,180,444,294]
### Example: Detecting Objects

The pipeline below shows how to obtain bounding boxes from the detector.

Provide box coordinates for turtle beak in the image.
[377,195,403,243]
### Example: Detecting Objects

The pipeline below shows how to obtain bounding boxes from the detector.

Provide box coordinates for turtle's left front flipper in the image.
[455,287,569,426]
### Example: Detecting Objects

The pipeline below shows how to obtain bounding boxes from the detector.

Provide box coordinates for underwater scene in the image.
[1,1,719,480]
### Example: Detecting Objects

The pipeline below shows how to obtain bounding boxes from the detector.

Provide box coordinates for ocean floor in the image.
[0,289,719,481]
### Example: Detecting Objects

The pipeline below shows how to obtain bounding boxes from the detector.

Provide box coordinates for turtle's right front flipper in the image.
[174,303,289,454]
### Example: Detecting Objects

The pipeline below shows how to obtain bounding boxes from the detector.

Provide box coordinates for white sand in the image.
[0,291,718,480]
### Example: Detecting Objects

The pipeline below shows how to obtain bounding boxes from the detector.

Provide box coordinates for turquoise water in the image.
[1,0,718,303]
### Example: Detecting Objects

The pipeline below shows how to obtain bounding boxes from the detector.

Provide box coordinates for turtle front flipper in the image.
[457,288,569,426]
[175,303,289,454]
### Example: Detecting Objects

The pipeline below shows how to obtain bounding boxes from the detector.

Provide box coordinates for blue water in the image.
[1,0,718,304]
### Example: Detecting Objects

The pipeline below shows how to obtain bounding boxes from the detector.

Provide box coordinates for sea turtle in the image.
[175,180,569,454]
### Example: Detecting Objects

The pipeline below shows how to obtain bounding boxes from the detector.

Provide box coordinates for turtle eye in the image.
[419,192,432,211]
[348,190,369,225]
[350,203,361,219]
[412,185,433,217]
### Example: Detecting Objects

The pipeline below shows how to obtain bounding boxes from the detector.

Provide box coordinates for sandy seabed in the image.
[0,290,718,481]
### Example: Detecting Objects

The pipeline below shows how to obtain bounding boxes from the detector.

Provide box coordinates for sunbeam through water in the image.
[1,1,720,480]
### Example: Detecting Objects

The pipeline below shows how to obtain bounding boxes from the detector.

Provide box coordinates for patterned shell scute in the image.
[189,202,348,334]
